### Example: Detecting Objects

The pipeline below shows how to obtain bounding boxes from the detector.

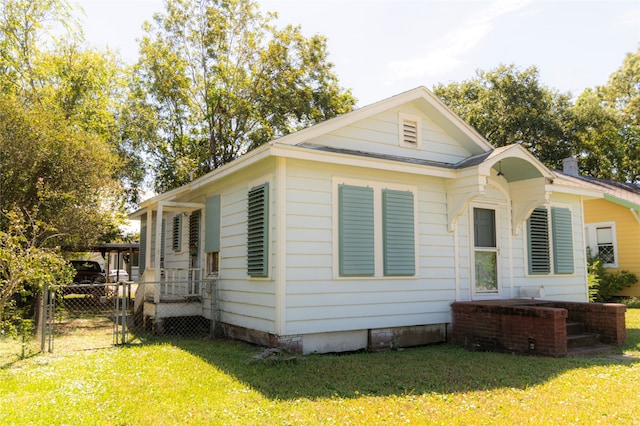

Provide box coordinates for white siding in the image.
[216,178,277,333]
[311,104,472,165]
[282,159,455,335]
[512,193,589,302]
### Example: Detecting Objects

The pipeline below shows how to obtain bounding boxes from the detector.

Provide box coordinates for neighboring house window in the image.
[247,183,269,277]
[398,112,421,148]
[337,182,416,277]
[172,214,182,252]
[527,206,574,274]
[585,222,617,267]
[205,195,221,277]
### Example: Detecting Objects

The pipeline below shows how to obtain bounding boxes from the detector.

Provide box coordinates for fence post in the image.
[39,283,46,352]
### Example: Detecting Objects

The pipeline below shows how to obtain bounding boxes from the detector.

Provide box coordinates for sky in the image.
[74,0,639,107]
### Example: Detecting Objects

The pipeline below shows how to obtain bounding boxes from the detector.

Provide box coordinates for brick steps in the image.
[567,332,601,348]
[566,320,612,356]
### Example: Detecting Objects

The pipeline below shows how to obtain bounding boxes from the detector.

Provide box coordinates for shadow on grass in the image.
[130,325,640,401]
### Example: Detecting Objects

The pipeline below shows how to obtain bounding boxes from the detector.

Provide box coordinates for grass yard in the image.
[1,309,639,425]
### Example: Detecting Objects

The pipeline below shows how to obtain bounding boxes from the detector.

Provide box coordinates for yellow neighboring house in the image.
[558,158,640,296]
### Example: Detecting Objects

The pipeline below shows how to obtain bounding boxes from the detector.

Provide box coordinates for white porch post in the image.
[145,209,153,279]
[153,203,164,303]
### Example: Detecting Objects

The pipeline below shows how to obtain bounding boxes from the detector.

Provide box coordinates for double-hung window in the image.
[337,181,416,278]
[526,206,574,275]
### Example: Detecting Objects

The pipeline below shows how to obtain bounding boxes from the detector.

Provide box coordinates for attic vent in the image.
[403,120,418,144]
[398,113,421,148]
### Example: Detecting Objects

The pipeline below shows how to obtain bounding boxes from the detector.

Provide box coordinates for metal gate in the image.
[40,282,134,352]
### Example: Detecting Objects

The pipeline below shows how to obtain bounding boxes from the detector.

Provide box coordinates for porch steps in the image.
[566,321,612,356]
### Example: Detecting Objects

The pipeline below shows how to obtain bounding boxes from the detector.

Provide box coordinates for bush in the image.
[587,253,638,302]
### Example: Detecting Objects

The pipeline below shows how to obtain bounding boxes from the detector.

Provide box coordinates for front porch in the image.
[451,300,626,357]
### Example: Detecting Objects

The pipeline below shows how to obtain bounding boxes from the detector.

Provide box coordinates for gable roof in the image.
[273,86,493,155]
[555,171,640,211]
[133,87,584,214]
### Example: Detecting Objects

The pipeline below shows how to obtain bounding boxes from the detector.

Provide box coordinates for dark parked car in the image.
[64,260,107,296]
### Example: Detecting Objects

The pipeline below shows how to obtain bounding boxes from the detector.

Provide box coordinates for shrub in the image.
[587,252,638,302]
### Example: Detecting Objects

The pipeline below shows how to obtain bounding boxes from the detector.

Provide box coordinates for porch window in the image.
[206,252,219,276]
[206,195,221,277]
[247,183,269,277]
[527,206,574,275]
[337,183,416,277]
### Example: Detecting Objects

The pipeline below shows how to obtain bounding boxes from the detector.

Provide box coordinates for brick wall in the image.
[550,302,626,345]
[451,302,568,357]
[451,300,626,357]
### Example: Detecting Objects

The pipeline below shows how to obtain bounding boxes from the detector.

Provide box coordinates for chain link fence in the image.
[1,279,218,361]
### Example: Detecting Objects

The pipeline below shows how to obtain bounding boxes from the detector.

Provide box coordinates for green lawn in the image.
[1,309,639,425]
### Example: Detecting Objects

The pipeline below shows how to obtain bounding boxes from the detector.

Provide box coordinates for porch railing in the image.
[161,268,204,298]
[140,268,206,302]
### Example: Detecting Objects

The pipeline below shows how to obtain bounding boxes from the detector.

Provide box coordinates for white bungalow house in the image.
[130,87,602,354]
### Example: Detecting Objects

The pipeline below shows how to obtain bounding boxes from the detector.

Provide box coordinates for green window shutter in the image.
[552,207,574,274]
[527,207,550,274]
[205,195,221,253]
[339,184,375,276]
[172,214,182,251]
[189,210,201,256]
[139,225,147,277]
[382,189,415,276]
[247,183,269,277]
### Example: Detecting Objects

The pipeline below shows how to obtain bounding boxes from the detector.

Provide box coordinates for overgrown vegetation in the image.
[1,309,638,425]
[587,253,638,302]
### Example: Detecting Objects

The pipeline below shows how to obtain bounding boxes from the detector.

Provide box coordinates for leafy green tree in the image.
[569,89,628,180]
[573,47,640,183]
[0,0,80,99]
[134,0,356,192]
[1,0,143,224]
[0,95,122,247]
[433,64,574,169]
[0,207,75,326]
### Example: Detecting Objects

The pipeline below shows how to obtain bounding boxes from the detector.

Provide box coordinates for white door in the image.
[472,207,499,297]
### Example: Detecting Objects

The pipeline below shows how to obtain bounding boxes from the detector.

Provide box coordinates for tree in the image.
[0,207,75,327]
[0,0,143,231]
[573,47,640,183]
[433,64,574,169]
[134,0,356,192]
[569,89,629,180]
[0,95,122,247]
